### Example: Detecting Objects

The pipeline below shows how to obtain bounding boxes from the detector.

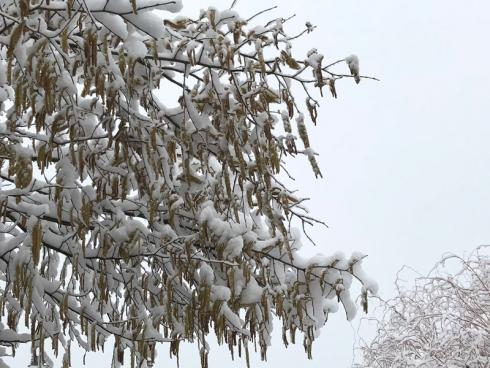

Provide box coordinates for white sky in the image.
[9,1,490,367]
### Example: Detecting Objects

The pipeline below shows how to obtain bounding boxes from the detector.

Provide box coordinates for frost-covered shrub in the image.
[0,1,375,367]
[357,247,490,368]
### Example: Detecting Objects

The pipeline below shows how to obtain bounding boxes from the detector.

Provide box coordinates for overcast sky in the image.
[11,1,490,367]
[168,0,490,367]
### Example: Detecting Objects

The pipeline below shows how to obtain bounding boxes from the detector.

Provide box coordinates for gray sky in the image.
[167,0,490,367]
[11,1,490,367]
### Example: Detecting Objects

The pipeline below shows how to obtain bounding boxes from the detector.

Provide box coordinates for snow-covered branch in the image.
[356,246,490,368]
[0,1,375,367]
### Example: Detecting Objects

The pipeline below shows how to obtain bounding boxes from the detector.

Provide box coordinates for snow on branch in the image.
[0,1,375,367]
[356,246,490,368]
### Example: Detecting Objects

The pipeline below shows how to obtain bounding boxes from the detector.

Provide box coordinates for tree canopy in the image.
[0,1,376,367]
[356,247,489,368]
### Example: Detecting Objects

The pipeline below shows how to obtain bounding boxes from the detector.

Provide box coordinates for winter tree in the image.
[356,246,490,368]
[0,0,377,367]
